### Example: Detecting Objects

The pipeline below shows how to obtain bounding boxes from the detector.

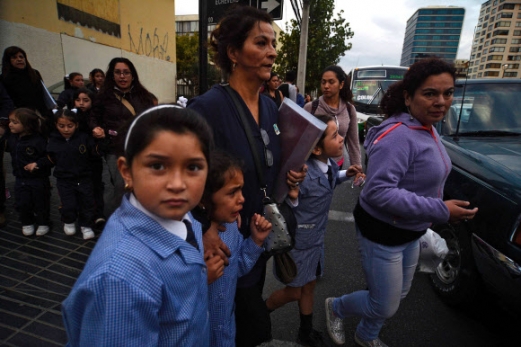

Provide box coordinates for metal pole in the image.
[198,0,208,95]
[296,0,310,95]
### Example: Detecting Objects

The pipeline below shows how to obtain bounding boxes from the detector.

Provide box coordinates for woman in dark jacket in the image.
[0,46,48,118]
[91,57,154,215]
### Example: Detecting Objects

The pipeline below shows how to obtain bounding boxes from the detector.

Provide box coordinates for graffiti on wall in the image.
[127,25,170,61]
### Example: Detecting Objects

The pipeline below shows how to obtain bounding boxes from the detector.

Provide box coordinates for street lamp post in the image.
[502,64,509,78]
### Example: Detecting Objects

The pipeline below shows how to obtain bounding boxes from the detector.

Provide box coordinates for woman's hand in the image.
[203,224,231,266]
[205,250,224,284]
[250,213,272,247]
[445,200,478,223]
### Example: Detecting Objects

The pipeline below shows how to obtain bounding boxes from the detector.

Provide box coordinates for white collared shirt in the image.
[129,193,191,240]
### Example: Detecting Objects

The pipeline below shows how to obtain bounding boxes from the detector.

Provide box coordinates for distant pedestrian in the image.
[304,65,361,170]
[262,71,284,108]
[86,68,105,94]
[57,72,84,110]
[90,57,155,216]
[73,88,106,229]
[46,109,104,240]
[2,108,51,236]
[61,105,212,346]
[325,57,478,347]
[0,46,48,118]
[265,114,363,347]
[278,70,297,102]
[296,86,305,107]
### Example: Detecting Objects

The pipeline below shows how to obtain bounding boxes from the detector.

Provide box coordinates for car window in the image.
[445,83,521,135]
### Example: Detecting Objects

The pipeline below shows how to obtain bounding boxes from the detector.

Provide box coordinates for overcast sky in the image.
[176,0,484,73]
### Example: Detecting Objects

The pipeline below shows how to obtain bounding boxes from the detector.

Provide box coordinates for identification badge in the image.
[273,123,280,135]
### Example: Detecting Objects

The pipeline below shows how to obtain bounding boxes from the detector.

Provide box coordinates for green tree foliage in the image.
[276,0,354,93]
[176,33,221,97]
[176,33,199,97]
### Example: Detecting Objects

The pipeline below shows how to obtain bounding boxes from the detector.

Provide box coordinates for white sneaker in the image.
[81,227,95,240]
[64,223,76,235]
[22,225,35,236]
[36,225,50,236]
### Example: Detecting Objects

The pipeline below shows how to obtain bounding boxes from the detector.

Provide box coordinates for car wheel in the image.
[429,223,482,306]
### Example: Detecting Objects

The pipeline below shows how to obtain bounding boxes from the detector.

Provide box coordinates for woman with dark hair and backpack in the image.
[304,65,362,172]
[91,57,154,216]
[0,46,48,117]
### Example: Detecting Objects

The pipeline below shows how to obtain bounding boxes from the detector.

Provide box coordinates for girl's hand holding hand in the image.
[346,164,363,177]
[203,224,231,266]
[250,213,272,247]
[92,127,105,139]
[24,163,38,172]
[204,250,224,284]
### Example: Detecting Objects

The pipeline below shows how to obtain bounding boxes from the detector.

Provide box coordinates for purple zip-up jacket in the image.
[360,112,451,231]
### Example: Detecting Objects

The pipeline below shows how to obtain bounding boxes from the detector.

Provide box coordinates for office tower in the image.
[400,6,465,67]
[469,0,521,78]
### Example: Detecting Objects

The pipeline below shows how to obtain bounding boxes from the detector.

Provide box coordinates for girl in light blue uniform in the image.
[62,105,212,346]
[195,149,272,347]
[266,114,363,346]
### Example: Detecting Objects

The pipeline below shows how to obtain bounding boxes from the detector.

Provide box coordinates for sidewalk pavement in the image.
[0,153,301,347]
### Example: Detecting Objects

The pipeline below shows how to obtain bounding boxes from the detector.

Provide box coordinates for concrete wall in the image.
[0,0,177,102]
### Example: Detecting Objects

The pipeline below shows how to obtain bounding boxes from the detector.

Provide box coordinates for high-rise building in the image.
[400,6,465,67]
[469,0,521,79]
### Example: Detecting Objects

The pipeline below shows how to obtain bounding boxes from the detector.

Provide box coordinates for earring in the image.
[232,62,237,71]
[124,183,132,191]
[407,107,414,120]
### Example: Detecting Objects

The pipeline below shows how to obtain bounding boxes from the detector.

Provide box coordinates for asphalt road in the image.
[261,158,519,347]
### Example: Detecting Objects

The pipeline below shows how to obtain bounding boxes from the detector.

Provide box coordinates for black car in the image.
[430,79,521,309]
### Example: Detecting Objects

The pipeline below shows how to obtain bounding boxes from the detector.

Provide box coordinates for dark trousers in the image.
[56,177,95,227]
[91,158,104,219]
[15,177,51,226]
[234,267,272,347]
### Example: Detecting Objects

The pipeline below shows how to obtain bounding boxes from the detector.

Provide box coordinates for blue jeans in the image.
[333,226,419,341]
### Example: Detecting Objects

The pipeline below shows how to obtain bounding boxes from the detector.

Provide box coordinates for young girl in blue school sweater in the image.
[265,114,364,346]
[46,109,104,239]
[195,149,272,347]
[61,105,212,346]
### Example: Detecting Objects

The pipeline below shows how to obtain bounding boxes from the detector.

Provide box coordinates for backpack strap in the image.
[310,99,320,115]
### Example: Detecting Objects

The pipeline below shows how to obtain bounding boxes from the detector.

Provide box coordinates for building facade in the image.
[1,0,177,102]
[400,6,465,67]
[469,0,521,79]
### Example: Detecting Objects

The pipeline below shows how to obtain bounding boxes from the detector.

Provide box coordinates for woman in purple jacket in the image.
[325,58,478,347]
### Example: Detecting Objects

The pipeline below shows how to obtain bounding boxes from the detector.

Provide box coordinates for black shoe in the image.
[94,217,106,231]
[297,328,328,347]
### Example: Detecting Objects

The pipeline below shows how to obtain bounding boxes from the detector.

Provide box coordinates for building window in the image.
[493,29,510,36]
[505,63,520,68]
[484,49,488,54]
[499,12,513,18]
[507,55,521,60]
[503,71,518,77]
[489,46,505,52]
[517,22,521,27]
[477,53,482,58]
[510,46,521,52]
[491,38,508,44]
[512,38,521,44]
[486,63,502,68]
[487,54,504,60]
[478,72,483,77]
[484,71,500,76]
[495,21,511,27]
[498,4,515,10]
[479,64,484,70]
[485,40,490,46]
[515,30,521,36]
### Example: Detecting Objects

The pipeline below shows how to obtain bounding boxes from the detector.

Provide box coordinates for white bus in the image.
[348,65,408,116]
